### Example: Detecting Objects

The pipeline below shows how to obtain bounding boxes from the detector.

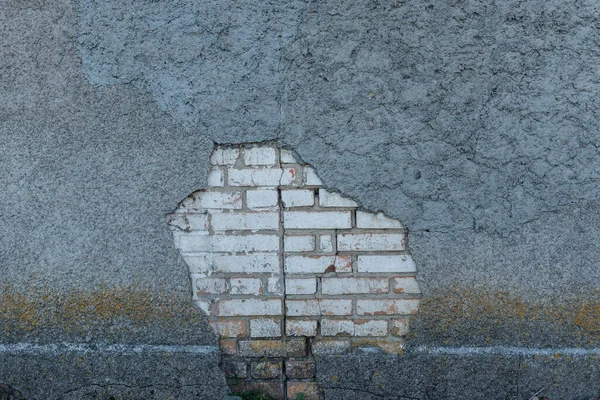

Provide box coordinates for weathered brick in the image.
[280,166,301,186]
[251,360,283,379]
[228,168,283,186]
[210,212,279,231]
[284,235,315,252]
[356,211,404,229]
[304,167,323,186]
[285,360,316,379]
[219,338,237,355]
[352,338,404,354]
[194,300,212,316]
[210,148,239,166]
[217,299,282,316]
[281,189,314,207]
[353,319,388,337]
[391,318,410,336]
[222,360,247,379]
[207,168,225,187]
[267,275,284,295]
[228,382,284,400]
[284,211,352,229]
[167,213,209,232]
[321,277,388,295]
[237,338,307,357]
[356,299,420,316]
[212,254,280,274]
[319,189,358,207]
[284,255,352,274]
[311,339,351,355]
[356,255,416,273]
[210,319,247,338]
[244,147,277,166]
[285,320,318,336]
[186,191,243,210]
[319,234,334,252]
[175,233,279,253]
[194,277,227,295]
[337,232,407,251]
[230,277,263,295]
[320,319,354,336]
[280,149,298,163]
[287,381,322,400]
[286,299,353,316]
[393,277,421,294]
[285,278,317,295]
[246,188,279,209]
[250,318,281,337]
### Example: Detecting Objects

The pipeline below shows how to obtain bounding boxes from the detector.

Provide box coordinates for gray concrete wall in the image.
[1,0,599,398]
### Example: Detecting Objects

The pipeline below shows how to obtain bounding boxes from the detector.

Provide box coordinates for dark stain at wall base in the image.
[410,285,600,348]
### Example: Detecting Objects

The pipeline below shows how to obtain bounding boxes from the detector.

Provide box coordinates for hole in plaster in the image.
[167,142,421,399]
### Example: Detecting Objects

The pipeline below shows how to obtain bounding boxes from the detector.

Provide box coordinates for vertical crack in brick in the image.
[168,142,421,400]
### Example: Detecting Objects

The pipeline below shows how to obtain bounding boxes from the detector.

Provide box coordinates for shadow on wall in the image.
[167,142,421,400]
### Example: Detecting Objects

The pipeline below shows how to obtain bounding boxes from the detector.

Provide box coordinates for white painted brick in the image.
[244,147,277,166]
[267,275,284,295]
[286,320,318,336]
[356,299,420,316]
[217,299,282,316]
[356,211,404,229]
[321,277,388,295]
[194,278,227,295]
[280,166,300,186]
[321,319,354,336]
[230,277,263,295]
[210,212,279,231]
[228,168,283,186]
[319,235,333,252]
[337,233,406,251]
[354,320,388,337]
[304,167,323,186]
[175,233,279,253]
[284,255,352,274]
[168,213,209,231]
[250,318,281,337]
[212,254,280,274]
[280,149,298,163]
[284,235,315,252]
[246,188,279,209]
[391,319,410,336]
[356,255,416,273]
[286,299,353,316]
[319,189,358,207]
[210,148,240,166]
[281,189,314,207]
[187,191,243,210]
[182,254,212,276]
[393,277,421,294]
[207,168,225,187]
[284,211,352,229]
[285,278,317,295]
[194,300,213,316]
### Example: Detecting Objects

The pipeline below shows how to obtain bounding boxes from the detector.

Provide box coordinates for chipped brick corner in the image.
[168,143,421,400]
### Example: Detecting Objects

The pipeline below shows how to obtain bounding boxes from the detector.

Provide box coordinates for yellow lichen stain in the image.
[0,283,203,335]
[414,285,600,343]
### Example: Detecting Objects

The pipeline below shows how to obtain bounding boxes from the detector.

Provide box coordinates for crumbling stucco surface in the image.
[1,0,600,398]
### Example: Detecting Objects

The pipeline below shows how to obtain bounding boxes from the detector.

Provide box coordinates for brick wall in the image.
[168,143,421,400]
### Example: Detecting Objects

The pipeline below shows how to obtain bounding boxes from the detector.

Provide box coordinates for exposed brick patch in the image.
[168,143,421,399]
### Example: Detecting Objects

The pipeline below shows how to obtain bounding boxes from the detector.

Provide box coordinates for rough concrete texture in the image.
[2,0,600,397]
[316,352,600,400]
[0,351,229,400]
